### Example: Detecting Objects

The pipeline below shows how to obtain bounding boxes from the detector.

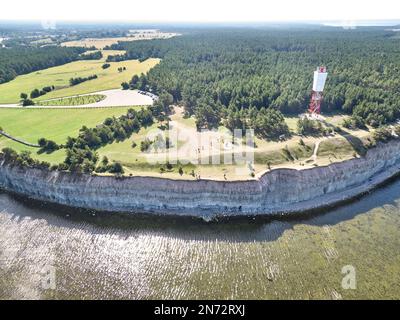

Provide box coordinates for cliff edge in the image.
[1,140,400,219]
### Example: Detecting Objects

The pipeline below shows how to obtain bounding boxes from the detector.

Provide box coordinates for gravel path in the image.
[0,130,40,147]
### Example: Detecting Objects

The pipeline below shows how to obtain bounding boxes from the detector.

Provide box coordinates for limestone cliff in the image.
[1,140,400,218]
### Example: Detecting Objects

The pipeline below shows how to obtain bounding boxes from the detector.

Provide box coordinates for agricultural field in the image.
[61,30,179,49]
[0,50,160,104]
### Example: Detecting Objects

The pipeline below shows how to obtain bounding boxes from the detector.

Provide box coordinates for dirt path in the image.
[0,130,40,147]
[312,140,321,161]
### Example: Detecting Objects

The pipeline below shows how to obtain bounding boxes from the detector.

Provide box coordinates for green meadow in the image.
[0,107,134,163]
[0,50,160,104]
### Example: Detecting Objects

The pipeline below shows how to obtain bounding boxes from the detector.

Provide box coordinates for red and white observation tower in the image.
[308,66,328,115]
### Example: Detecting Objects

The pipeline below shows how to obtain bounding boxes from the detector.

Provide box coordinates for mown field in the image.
[61,31,178,49]
[0,50,160,103]
[0,107,133,163]
[95,109,369,179]
[0,104,369,179]
[62,38,139,49]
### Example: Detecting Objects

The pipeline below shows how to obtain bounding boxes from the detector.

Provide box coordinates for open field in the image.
[0,107,133,163]
[61,30,179,49]
[91,107,371,180]
[61,29,178,49]
[0,50,160,103]
[0,104,371,180]
[0,100,371,180]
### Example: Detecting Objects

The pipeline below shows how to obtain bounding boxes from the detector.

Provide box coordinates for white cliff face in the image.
[1,141,400,219]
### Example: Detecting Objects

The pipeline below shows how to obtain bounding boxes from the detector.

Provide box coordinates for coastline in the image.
[1,140,400,219]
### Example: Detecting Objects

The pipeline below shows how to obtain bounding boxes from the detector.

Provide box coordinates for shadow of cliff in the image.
[1,173,400,244]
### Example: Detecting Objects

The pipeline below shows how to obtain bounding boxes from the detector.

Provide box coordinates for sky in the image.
[0,0,399,23]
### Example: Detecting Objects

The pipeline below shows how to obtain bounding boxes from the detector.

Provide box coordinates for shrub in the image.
[30,89,41,99]
[140,138,153,152]
[297,118,324,136]
[107,162,124,174]
[1,147,18,161]
[70,75,97,86]
[22,99,35,106]
[37,138,59,154]
[342,116,366,130]
[372,127,393,143]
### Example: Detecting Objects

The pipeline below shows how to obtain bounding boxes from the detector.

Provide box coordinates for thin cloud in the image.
[0,0,399,22]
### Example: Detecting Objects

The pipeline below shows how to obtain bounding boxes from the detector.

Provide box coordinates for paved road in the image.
[0,89,154,109]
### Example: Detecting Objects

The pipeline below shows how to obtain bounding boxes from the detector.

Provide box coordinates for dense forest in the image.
[108,28,400,129]
[0,46,86,84]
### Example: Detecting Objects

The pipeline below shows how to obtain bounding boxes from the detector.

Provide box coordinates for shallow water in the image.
[1,180,400,299]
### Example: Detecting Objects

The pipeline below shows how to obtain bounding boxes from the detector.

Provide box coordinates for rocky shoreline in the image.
[1,140,400,219]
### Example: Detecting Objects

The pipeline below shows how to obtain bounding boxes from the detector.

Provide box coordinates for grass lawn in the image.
[0,102,371,180]
[0,107,135,163]
[0,50,160,103]
[96,123,159,165]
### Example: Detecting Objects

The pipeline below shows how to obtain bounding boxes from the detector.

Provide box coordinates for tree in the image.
[82,159,95,173]
[224,109,245,132]
[0,46,86,85]
[130,74,140,88]
[373,127,393,143]
[141,138,153,152]
[1,147,18,161]
[30,89,40,99]
[297,118,323,136]
[37,138,59,154]
[102,28,400,130]
[121,82,130,90]
[101,156,109,166]
[22,99,35,107]
[38,138,47,147]
[108,162,124,174]
[195,105,221,130]
[253,108,290,139]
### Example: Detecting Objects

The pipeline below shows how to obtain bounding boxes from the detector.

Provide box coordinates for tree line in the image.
[0,46,86,84]
[69,75,98,86]
[107,28,400,130]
